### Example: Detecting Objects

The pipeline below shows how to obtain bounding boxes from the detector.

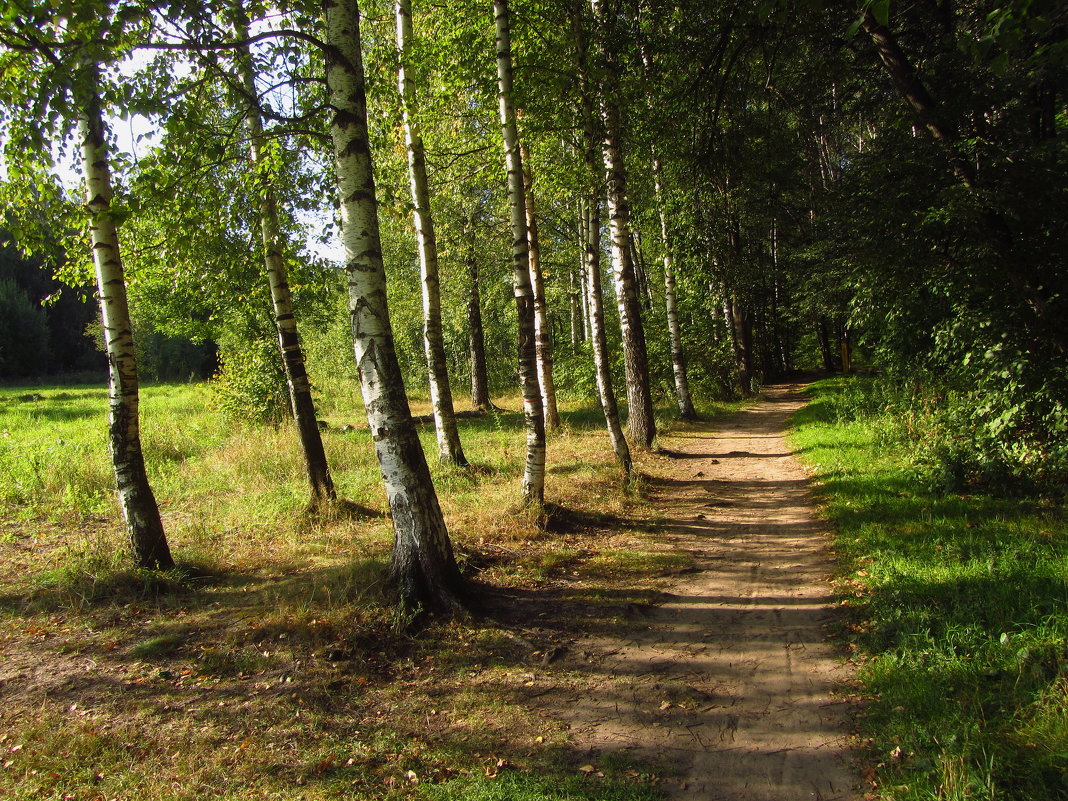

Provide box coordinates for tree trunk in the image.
[324,0,463,611]
[630,230,653,311]
[582,197,632,478]
[817,318,835,372]
[396,0,468,467]
[652,157,696,420]
[727,294,754,396]
[78,69,173,571]
[494,0,546,506]
[520,143,561,432]
[590,0,656,449]
[465,218,491,412]
[569,265,583,348]
[601,114,656,448]
[235,17,335,509]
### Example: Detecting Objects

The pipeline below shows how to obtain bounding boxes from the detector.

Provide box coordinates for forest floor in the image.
[0,381,859,800]
[530,384,858,801]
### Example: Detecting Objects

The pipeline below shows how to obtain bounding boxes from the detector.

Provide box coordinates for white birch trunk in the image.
[494,0,546,506]
[396,0,468,467]
[324,0,462,610]
[519,144,560,431]
[235,18,336,508]
[590,0,655,449]
[78,69,173,570]
[652,157,697,420]
[582,197,632,478]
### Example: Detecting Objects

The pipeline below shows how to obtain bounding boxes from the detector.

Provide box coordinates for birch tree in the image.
[572,4,631,479]
[324,0,463,610]
[652,157,696,419]
[589,0,656,449]
[79,67,175,570]
[0,10,176,570]
[493,0,546,507]
[395,0,469,467]
[233,14,336,508]
[520,143,560,432]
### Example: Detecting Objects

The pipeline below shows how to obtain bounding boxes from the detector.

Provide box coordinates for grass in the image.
[0,376,744,800]
[790,376,1068,801]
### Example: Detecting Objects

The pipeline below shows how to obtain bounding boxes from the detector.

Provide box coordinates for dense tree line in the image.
[0,0,1064,602]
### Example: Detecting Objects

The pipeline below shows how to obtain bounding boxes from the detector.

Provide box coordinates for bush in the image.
[210,338,289,425]
[821,375,1068,496]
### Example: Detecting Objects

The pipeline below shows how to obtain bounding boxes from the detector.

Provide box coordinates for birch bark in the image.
[519,144,560,431]
[465,218,491,412]
[324,0,463,610]
[582,197,632,478]
[590,0,655,449]
[78,69,173,570]
[235,18,336,508]
[494,0,546,506]
[396,0,468,466]
[652,157,697,419]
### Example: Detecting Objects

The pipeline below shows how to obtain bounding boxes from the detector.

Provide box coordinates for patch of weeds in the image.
[792,377,1068,801]
[130,633,185,659]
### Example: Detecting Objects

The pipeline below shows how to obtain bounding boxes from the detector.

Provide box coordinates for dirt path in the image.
[557,384,856,800]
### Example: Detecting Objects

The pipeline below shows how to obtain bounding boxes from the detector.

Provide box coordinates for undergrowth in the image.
[792,376,1068,801]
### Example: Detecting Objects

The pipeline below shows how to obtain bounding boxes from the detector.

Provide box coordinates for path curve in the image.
[561,383,856,801]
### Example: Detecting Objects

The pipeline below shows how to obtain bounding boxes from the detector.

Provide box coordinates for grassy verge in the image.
[790,377,1068,801]
[0,379,745,800]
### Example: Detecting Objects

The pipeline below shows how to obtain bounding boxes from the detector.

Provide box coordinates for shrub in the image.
[210,338,289,425]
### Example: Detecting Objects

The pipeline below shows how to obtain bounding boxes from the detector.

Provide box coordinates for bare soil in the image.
[546,383,857,800]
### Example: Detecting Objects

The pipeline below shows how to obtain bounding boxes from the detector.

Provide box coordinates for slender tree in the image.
[324,0,463,610]
[493,0,546,507]
[652,157,696,419]
[464,215,492,412]
[589,0,656,448]
[582,197,632,478]
[234,15,336,508]
[79,67,174,570]
[396,0,468,466]
[520,143,560,431]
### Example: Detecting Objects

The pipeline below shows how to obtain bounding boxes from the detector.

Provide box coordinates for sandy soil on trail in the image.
[556,384,856,801]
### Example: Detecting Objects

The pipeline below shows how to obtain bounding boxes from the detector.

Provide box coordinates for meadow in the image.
[0,377,726,801]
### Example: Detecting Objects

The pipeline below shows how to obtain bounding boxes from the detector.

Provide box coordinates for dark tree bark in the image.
[465,219,492,413]
[235,16,335,509]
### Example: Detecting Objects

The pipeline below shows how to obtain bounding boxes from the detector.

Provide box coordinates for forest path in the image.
[556,383,856,801]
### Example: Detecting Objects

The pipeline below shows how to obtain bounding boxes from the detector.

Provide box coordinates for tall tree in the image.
[493,0,546,507]
[582,196,632,478]
[652,156,697,419]
[520,143,561,432]
[395,0,469,467]
[234,14,336,508]
[324,0,463,610]
[589,0,656,448]
[572,3,632,478]
[79,67,175,570]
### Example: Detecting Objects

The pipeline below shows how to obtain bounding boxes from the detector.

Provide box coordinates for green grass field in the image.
[791,378,1068,801]
[0,377,726,801]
